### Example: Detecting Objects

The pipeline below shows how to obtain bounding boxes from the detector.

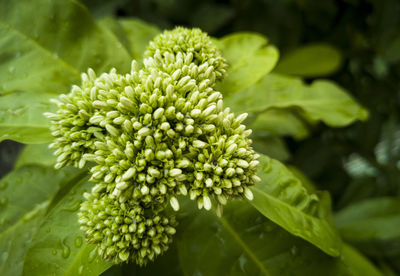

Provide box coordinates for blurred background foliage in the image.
[1,0,399,274]
[79,0,400,273]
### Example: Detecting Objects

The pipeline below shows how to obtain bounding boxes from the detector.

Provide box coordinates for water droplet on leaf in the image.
[62,238,71,258]
[74,236,83,248]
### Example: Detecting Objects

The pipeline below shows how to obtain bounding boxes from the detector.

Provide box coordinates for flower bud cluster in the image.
[46,27,260,265]
[79,190,176,265]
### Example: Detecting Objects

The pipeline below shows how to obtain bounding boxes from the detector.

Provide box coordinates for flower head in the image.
[46,26,259,266]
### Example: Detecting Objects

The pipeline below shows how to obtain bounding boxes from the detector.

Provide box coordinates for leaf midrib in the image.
[251,186,341,256]
[219,215,271,276]
[0,21,80,77]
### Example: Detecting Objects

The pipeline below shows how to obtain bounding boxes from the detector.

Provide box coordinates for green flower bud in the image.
[47,26,260,266]
[78,192,177,266]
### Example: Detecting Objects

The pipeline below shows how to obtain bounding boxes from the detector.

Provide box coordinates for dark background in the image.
[1,0,399,273]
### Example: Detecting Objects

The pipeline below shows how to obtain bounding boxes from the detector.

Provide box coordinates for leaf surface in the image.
[177,201,382,276]
[23,177,112,276]
[0,165,84,276]
[225,74,368,127]
[274,44,342,77]
[250,155,342,256]
[217,33,279,95]
[15,144,56,168]
[0,91,54,143]
[0,0,131,94]
[334,197,400,257]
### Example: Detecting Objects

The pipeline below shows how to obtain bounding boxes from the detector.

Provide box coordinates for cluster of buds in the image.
[46,27,260,265]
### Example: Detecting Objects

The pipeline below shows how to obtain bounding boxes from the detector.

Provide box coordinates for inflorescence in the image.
[46,27,260,266]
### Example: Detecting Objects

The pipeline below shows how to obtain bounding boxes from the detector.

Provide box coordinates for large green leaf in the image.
[225,74,368,127]
[119,18,161,61]
[177,201,382,276]
[274,44,342,77]
[0,165,84,276]
[0,91,54,143]
[250,155,342,256]
[0,0,131,94]
[334,197,400,257]
[216,33,279,95]
[249,108,311,139]
[23,176,112,276]
[15,144,56,168]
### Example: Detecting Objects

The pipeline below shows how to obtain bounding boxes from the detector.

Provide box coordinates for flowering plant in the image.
[0,0,379,275]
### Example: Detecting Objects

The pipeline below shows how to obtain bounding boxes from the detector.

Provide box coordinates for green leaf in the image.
[118,18,161,61]
[0,0,131,94]
[274,44,342,77]
[23,176,112,276]
[334,197,400,257]
[0,165,83,276]
[250,108,311,139]
[216,33,279,95]
[251,136,290,161]
[0,91,54,143]
[15,144,56,168]
[250,155,342,256]
[177,200,381,276]
[225,74,368,127]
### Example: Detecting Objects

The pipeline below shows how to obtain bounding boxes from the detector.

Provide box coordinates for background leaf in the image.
[0,0,131,94]
[249,108,311,140]
[23,176,112,276]
[216,33,279,95]
[251,155,342,256]
[0,165,83,276]
[15,144,56,168]
[274,44,342,77]
[225,74,368,127]
[177,200,381,276]
[0,91,54,144]
[334,197,400,257]
[119,18,161,61]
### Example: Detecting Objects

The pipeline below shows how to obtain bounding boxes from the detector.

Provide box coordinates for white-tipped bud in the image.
[191,109,201,118]
[170,168,182,177]
[122,168,136,180]
[153,108,164,120]
[138,127,151,137]
[202,105,216,117]
[170,197,180,211]
[116,181,129,190]
[179,185,188,195]
[203,195,212,210]
[193,140,207,148]
[244,187,254,200]
[235,113,248,124]
[141,185,149,195]
[226,144,238,155]
[237,159,249,168]
[106,124,119,136]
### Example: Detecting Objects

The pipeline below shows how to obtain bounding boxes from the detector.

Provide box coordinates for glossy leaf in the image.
[216,33,279,95]
[15,144,56,168]
[225,74,368,127]
[23,176,112,276]
[119,18,161,61]
[0,165,84,276]
[177,201,382,276]
[0,0,131,94]
[0,91,54,143]
[274,44,342,77]
[334,197,400,257]
[250,154,342,256]
[250,108,311,139]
